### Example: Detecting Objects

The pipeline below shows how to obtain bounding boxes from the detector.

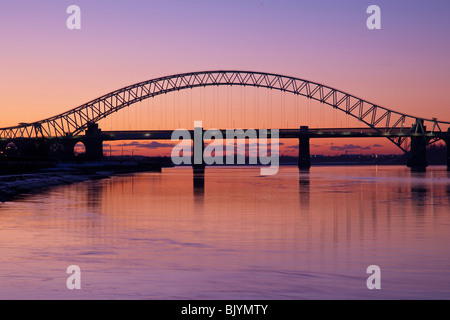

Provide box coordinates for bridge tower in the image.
[192,122,205,174]
[298,126,311,170]
[407,119,428,171]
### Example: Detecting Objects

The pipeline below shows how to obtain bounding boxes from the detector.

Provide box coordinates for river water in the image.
[0,166,449,300]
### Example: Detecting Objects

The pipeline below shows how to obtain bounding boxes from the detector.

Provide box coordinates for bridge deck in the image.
[100,128,449,140]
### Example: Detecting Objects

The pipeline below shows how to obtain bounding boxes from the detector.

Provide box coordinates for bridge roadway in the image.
[1,126,449,172]
[98,127,450,171]
[100,127,450,140]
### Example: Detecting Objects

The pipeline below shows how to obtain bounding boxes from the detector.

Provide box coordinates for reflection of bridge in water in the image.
[1,70,449,172]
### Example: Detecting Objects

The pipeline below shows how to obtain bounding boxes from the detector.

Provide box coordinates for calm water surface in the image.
[0,166,449,299]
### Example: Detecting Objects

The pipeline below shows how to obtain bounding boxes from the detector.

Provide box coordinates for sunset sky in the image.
[1,0,449,156]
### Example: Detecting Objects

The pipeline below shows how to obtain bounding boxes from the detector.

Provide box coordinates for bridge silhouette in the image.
[1,70,449,171]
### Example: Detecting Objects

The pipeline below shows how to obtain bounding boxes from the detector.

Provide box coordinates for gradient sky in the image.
[1,0,449,156]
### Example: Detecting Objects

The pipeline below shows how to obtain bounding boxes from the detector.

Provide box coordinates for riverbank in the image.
[0,159,170,203]
[0,170,111,203]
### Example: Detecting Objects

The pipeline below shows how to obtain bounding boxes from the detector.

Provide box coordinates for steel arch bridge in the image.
[1,70,449,152]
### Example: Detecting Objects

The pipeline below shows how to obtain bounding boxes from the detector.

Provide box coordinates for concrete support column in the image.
[298,126,311,170]
[83,124,104,160]
[407,119,427,171]
[83,138,104,160]
[192,122,205,174]
[445,128,450,171]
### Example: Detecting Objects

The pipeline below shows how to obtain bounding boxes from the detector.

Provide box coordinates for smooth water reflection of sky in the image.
[0,166,449,299]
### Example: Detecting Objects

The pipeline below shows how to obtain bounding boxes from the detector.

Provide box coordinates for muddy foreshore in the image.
[0,170,111,203]
[0,160,167,203]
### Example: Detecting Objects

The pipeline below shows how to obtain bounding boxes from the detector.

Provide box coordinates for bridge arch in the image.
[1,70,449,152]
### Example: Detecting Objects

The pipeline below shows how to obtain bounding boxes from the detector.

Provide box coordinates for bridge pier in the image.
[407,120,428,171]
[192,122,205,174]
[298,126,311,170]
[445,129,450,171]
[447,141,450,172]
[82,124,104,160]
[82,139,104,160]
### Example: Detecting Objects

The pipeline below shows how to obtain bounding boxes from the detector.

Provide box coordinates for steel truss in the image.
[1,71,449,152]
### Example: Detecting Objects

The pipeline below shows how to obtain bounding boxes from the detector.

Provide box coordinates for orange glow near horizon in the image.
[101,136,404,159]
